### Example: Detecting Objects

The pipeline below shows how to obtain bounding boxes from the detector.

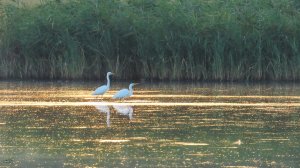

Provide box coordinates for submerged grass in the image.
[1,0,300,81]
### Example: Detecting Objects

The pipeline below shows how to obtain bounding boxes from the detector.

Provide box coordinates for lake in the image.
[0,81,299,167]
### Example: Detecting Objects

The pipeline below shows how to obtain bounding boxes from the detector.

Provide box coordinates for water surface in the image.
[0,81,300,167]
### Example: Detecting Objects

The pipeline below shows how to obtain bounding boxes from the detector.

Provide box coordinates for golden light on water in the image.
[186,153,214,156]
[173,142,209,146]
[0,101,300,107]
[70,139,130,143]
[222,166,258,168]
[97,140,130,143]
[259,139,290,141]
[2,92,300,99]
[1,82,300,167]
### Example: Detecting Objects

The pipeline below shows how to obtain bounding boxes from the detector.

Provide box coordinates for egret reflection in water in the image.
[94,103,110,127]
[113,105,133,119]
[94,103,134,126]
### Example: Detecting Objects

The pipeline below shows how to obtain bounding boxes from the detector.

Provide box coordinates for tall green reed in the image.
[0,0,300,81]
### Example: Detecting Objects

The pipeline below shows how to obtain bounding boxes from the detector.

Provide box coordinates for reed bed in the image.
[1,0,300,81]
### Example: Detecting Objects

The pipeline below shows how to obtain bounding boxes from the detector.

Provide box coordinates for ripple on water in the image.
[1,82,300,167]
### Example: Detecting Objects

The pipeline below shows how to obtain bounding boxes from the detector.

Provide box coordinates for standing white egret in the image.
[112,83,139,99]
[92,72,114,96]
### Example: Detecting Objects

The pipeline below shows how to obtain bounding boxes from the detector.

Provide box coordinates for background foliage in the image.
[1,0,300,81]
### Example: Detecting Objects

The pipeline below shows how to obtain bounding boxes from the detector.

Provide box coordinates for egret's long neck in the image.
[129,85,134,96]
[106,74,111,88]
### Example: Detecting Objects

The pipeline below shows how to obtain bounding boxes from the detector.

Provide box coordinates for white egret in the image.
[112,83,139,99]
[92,72,114,96]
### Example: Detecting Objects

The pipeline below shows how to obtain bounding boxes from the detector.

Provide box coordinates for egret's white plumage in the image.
[112,83,138,99]
[92,72,113,96]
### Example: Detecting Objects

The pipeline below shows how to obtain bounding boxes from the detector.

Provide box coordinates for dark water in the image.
[0,81,300,167]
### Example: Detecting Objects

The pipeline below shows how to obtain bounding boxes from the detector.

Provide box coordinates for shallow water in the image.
[0,81,300,167]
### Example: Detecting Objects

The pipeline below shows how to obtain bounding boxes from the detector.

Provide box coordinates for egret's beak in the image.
[134,83,140,85]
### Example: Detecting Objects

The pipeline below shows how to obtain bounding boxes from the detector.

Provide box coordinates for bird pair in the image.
[92,72,139,99]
